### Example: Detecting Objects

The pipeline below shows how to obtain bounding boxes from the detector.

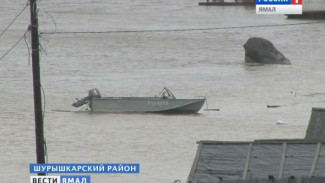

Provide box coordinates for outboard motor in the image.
[72,88,101,107]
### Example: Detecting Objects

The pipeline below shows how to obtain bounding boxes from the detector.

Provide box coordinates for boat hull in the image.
[90,97,205,114]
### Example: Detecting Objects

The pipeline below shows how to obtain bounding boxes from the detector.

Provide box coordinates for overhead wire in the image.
[0,1,30,39]
[0,30,29,61]
[0,3,50,62]
[24,30,31,65]
[0,1,30,61]
[38,9,57,35]
[40,21,322,35]
[40,84,48,164]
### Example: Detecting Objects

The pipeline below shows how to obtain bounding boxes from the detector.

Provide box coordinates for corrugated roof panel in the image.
[188,141,325,183]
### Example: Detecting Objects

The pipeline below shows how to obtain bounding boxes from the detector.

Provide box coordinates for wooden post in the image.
[310,143,322,177]
[243,143,253,180]
[30,0,46,175]
[187,143,203,182]
[278,142,287,179]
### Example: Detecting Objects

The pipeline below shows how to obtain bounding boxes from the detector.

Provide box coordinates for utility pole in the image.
[30,0,46,175]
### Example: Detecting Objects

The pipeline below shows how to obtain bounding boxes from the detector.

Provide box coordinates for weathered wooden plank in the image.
[278,143,287,179]
[310,143,322,177]
[242,143,253,180]
[188,143,203,183]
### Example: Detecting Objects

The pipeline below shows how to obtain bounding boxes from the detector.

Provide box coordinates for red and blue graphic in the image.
[291,0,302,5]
[256,0,302,5]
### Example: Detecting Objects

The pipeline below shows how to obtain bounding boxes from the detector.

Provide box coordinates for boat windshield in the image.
[157,87,176,99]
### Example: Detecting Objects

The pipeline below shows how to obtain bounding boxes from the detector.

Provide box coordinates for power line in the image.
[40,21,322,35]
[24,29,31,65]
[0,31,29,61]
[0,1,29,39]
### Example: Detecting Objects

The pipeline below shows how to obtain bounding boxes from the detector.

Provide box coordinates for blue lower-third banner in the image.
[30,163,140,174]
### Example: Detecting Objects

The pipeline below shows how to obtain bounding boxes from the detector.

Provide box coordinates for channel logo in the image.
[30,175,90,183]
[256,0,302,14]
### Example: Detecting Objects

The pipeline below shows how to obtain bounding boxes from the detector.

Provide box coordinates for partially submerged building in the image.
[187,108,325,183]
[297,0,325,18]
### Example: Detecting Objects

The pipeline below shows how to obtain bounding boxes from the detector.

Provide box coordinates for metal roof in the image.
[187,108,325,183]
[187,140,325,183]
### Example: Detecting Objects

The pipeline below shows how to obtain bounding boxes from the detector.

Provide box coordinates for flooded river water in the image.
[1,0,325,182]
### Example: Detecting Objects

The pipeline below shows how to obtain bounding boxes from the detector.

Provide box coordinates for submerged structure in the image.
[243,37,291,65]
[187,108,325,183]
[72,88,205,114]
